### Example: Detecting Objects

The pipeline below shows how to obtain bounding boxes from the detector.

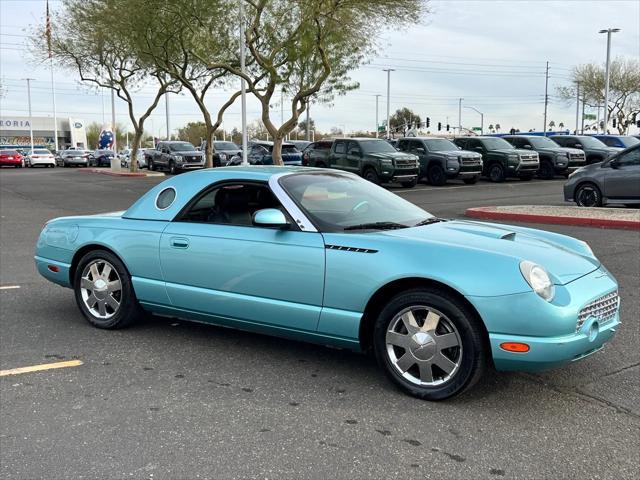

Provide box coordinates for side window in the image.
[467,139,482,150]
[604,138,617,147]
[177,183,285,227]
[334,141,346,154]
[616,147,640,166]
[397,140,408,152]
[347,141,361,155]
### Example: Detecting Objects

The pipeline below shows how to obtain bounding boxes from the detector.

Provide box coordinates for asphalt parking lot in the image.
[1,168,639,479]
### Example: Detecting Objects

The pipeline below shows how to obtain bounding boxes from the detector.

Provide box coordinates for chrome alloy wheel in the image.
[386,306,462,386]
[80,260,122,319]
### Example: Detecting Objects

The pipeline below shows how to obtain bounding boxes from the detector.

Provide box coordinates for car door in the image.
[159,181,326,332]
[331,140,347,170]
[345,141,362,173]
[603,147,640,199]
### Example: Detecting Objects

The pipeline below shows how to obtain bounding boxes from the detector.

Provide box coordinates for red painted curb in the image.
[78,168,148,177]
[466,207,640,231]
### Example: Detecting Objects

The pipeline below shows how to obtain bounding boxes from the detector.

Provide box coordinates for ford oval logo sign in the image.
[74,122,82,129]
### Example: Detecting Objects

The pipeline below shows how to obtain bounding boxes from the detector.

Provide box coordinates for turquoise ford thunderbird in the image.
[35,167,620,400]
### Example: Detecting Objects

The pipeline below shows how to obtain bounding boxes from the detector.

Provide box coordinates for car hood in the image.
[173,150,203,156]
[441,150,482,158]
[378,220,599,285]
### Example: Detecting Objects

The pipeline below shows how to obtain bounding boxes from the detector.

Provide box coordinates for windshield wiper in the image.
[344,221,407,231]
[413,217,446,227]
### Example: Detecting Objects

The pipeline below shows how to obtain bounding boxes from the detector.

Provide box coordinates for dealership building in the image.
[0,116,88,150]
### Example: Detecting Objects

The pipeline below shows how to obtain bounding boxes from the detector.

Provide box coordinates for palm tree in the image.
[558,122,564,130]
[488,124,494,133]
[495,123,501,132]
[548,120,556,131]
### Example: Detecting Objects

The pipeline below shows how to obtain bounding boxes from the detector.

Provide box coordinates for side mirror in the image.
[574,144,583,149]
[609,160,619,169]
[348,149,361,156]
[474,146,483,152]
[252,208,290,229]
[523,145,532,149]
[416,147,426,154]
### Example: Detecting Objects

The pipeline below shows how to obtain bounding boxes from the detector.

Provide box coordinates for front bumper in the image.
[177,163,204,170]
[468,266,620,371]
[381,167,419,182]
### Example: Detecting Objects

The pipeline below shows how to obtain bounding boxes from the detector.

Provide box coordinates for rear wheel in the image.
[488,163,505,182]
[427,164,446,186]
[363,167,379,185]
[401,178,417,188]
[538,160,555,179]
[74,250,142,329]
[373,288,486,400]
[575,182,602,207]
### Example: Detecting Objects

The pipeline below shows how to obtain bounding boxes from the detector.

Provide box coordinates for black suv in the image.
[453,136,539,182]
[551,135,621,165]
[503,135,586,179]
[397,137,482,185]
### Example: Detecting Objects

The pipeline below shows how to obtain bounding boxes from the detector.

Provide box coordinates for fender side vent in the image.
[325,244,378,254]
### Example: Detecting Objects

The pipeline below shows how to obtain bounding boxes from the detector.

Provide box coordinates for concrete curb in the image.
[78,168,165,177]
[466,206,640,231]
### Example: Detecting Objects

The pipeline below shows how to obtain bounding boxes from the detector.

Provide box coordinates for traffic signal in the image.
[612,118,616,128]
[446,124,450,131]
[426,117,430,128]
[437,122,442,131]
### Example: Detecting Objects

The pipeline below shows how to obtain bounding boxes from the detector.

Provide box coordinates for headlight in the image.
[219,153,227,161]
[381,158,393,166]
[519,260,555,302]
[508,154,519,162]
[174,155,183,163]
[568,166,586,178]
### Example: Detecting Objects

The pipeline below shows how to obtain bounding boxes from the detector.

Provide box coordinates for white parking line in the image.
[0,285,21,290]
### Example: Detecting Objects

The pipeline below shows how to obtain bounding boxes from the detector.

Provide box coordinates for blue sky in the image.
[1,0,639,136]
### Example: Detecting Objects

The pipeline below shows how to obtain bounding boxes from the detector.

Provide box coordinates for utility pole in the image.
[575,82,580,134]
[599,28,620,134]
[581,96,586,134]
[49,61,58,151]
[239,0,248,165]
[375,94,381,138]
[111,88,117,154]
[543,61,549,136]
[165,93,170,140]
[458,98,463,133]
[24,78,35,154]
[305,99,310,142]
[383,69,394,138]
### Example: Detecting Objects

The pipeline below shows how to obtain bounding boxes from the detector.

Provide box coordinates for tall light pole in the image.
[111,88,117,154]
[464,106,484,135]
[374,94,381,138]
[383,69,394,138]
[599,28,620,134]
[239,0,248,165]
[458,98,463,133]
[575,82,580,134]
[165,93,170,140]
[305,99,311,141]
[24,78,35,154]
[543,61,549,136]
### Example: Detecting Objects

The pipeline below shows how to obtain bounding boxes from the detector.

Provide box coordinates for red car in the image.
[0,150,25,168]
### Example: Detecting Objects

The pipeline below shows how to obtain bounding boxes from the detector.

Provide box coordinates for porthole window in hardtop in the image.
[156,187,176,210]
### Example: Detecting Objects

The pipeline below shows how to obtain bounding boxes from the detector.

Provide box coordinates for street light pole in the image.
[374,94,381,138]
[458,98,463,133]
[239,0,248,165]
[383,69,394,138]
[165,93,170,140]
[599,28,620,134]
[464,106,484,135]
[111,88,117,154]
[575,82,580,134]
[24,78,35,154]
[543,61,549,136]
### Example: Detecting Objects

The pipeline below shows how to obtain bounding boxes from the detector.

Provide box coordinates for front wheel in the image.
[575,182,602,207]
[169,161,177,175]
[148,159,155,171]
[538,161,555,180]
[373,288,487,400]
[363,167,379,185]
[427,165,446,186]
[488,163,505,182]
[74,250,142,329]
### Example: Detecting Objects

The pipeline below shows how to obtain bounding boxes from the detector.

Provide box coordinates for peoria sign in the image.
[0,120,31,128]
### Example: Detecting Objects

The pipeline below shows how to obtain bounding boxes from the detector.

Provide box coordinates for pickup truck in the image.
[453,136,539,182]
[503,135,585,179]
[320,138,419,187]
[397,137,482,185]
[146,141,204,174]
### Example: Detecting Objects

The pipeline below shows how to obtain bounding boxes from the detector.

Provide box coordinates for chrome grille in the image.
[520,154,538,162]
[461,157,481,165]
[577,290,619,331]
[395,159,417,168]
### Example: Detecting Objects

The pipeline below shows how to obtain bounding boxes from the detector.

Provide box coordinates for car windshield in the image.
[578,137,607,148]
[527,137,559,148]
[2,150,19,155]
[280,172,432,232]
[359,140,398,154]
[480,138,514,150]
[618,136,640,147]
[34,149,51,155]
[214,142,239,150]
[169,142,196,152]
[282,145,299,154]
[425,139,458,152]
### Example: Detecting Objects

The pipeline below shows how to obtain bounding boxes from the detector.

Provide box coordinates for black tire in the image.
[427,164,446,186]
[538,160,555,180]
[463,176,479,185]
[315,162,326,168]
[575,182,603,207]
[148,159,155,171]
[363,167,379,184]
[373,287,487,401]
[488,163,505,182]
[169,161,177,175]
[401,178,418,188]
[73,250,142,329]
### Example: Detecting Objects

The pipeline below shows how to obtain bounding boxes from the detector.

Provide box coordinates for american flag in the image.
[45,0,52,58]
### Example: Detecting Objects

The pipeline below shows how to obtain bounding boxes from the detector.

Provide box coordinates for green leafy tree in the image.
[297,117,316,137]
[35,0,181,172]
[177,121,208,147]
[389,108,422,133]
[557,58,640,134]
